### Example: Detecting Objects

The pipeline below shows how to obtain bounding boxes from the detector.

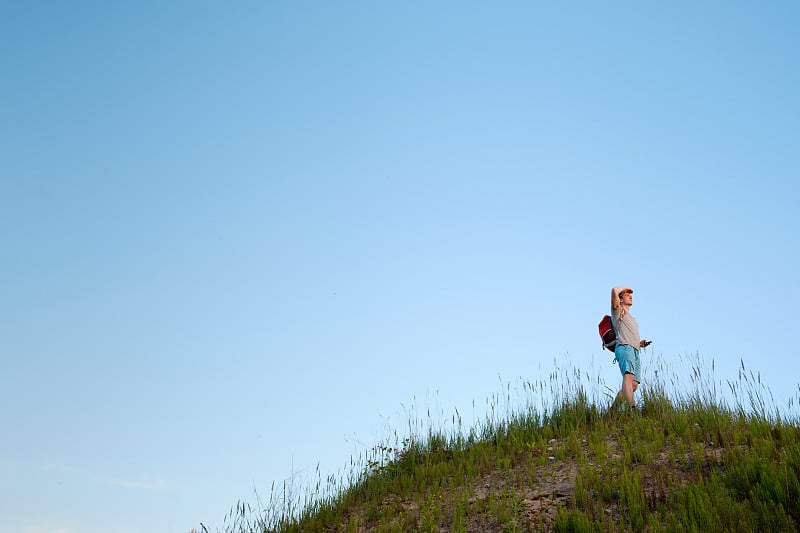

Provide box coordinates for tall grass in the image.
[201,354,800,533]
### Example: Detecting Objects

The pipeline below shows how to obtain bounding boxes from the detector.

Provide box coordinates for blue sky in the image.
[2,2,799,532]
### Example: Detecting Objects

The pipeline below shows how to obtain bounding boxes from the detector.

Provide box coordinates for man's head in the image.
[619,287,633,306]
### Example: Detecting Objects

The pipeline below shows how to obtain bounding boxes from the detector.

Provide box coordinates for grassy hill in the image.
[208,357,800,532]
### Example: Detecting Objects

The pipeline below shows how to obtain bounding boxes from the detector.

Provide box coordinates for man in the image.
[611,287,652,409]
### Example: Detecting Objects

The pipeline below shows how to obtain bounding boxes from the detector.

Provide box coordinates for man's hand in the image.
[640,340,652,348]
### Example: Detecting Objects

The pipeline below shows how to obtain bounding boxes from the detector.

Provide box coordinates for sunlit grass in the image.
[200,355,800,532]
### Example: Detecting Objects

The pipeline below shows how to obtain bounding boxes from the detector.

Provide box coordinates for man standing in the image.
[611,287,651,409]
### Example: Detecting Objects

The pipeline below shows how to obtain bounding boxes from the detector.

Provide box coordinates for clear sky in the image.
[2,2,799,532]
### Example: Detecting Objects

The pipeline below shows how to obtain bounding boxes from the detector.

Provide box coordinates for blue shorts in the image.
[615,344,641,383]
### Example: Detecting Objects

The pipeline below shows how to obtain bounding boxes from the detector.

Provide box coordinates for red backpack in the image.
[598,315,617,352]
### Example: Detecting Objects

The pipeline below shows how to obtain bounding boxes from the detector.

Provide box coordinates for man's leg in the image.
[617,372,636,407]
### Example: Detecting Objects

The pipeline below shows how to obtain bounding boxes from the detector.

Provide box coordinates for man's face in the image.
[621,291,633,305]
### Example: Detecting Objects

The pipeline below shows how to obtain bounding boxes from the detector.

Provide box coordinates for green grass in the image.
[199,356,800,533]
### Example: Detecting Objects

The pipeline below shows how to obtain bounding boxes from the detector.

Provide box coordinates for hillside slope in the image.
[216,362,800,532]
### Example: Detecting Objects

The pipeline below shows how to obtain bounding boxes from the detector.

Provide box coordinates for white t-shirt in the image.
[611,306,640,349]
